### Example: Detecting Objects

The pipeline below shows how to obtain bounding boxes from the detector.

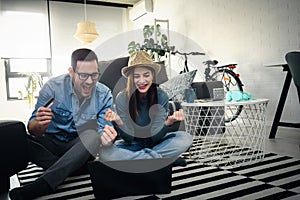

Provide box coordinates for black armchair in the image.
[269,51,300,138]
[286,51,300,103]
[0,120,28,193]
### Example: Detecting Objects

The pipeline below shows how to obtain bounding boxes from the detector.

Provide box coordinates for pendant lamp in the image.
[74,0,99,44]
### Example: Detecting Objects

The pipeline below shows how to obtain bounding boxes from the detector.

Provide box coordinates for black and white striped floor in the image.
[17,142,300,200]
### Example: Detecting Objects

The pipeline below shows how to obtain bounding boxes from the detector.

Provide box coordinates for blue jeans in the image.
[100,131,193,161]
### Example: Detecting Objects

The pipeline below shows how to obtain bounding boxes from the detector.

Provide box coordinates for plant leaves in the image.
[143,25,154,39]
[161,34,168,47]
[156,24,161,37]
[128,41,141,55]
[128,24,173,58]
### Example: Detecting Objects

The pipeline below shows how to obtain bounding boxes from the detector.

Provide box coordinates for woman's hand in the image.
[101,125,118,146]
[104,108,123,126]
[165,109,185,126]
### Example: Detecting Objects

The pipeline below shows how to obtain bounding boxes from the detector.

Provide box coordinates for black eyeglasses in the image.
[75,72,100,80]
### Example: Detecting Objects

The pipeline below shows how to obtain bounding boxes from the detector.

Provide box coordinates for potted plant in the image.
[128,24,174,60]
[18,72,43,108]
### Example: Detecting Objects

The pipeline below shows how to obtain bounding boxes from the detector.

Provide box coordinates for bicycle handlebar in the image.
[171,50,205,56]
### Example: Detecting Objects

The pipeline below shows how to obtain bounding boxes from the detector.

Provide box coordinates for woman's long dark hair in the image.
[126,68,158,122]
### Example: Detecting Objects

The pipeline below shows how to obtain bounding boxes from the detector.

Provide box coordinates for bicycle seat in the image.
[203,60,218,65]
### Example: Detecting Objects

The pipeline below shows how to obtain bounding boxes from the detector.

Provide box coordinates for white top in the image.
[264,63,287,67]
[181,99,269,107]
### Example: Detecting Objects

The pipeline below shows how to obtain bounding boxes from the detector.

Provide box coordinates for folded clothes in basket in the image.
[226,90,254,102]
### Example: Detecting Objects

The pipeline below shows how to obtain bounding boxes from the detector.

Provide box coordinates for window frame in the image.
[4,58,52,100]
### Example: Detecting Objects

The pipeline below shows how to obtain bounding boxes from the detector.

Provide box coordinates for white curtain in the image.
[0,0,51,58]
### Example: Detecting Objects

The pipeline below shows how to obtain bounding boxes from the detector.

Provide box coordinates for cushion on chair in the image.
[99,56,129,99]
[160,70,197,101]
[285,51,300,103]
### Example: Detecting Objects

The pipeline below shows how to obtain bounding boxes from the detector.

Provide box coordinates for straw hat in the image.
[122,51,161,78]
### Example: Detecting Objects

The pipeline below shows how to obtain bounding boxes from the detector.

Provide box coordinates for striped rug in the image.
[17,141,300,200]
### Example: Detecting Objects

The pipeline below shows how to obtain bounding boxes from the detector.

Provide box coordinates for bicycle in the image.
[171,50,205,74]
[169,53,244,93]
[204,60,244,123]
[169,51,244,123]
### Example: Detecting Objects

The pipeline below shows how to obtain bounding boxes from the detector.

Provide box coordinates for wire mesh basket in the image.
[182,99,269,168]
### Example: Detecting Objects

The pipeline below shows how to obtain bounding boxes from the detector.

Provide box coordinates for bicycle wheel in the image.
[211,69,243,92]
[211,69,244,123]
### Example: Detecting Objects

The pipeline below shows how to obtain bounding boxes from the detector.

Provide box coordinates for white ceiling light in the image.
[74,0,99,44]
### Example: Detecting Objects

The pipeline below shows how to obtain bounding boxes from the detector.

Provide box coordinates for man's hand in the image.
[101,125,117,146]
[28,107,53,136]
[165,109,185,127]
[104,108,123,126]
[36,107,53,126]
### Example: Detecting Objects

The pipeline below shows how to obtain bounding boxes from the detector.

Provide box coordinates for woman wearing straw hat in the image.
[102,51,192,162]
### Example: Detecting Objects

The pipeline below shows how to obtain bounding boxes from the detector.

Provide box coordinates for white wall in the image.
[1,0,300,127]
[130,0,300,126]
[49,1,127,76]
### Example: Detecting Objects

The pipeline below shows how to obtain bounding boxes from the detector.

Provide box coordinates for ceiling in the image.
[94,0,140,5]
[49,0,140,8]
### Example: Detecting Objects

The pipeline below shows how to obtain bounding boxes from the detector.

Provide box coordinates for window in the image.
[4,58,51,100]
[1,1,52,100]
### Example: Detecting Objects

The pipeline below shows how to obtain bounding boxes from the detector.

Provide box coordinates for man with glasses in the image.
[9,48,118,200]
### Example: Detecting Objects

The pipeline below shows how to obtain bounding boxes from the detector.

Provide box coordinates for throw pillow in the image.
[160,70,197,101]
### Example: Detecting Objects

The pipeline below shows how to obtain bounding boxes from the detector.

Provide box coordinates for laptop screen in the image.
[192,81,223,100]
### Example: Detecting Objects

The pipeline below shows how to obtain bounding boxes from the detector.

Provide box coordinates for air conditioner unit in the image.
[129,0,153,21]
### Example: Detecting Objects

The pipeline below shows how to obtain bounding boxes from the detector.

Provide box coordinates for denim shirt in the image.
[28,74,113,141]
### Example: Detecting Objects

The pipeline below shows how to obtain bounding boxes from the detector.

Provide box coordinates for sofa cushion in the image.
[160,70,197,101]
[99,56,129,99]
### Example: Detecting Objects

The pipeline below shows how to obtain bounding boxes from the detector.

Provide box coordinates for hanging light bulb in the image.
[74,0,99,44]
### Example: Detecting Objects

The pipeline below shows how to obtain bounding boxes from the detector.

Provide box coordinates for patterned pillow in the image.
[160,70,197,101]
